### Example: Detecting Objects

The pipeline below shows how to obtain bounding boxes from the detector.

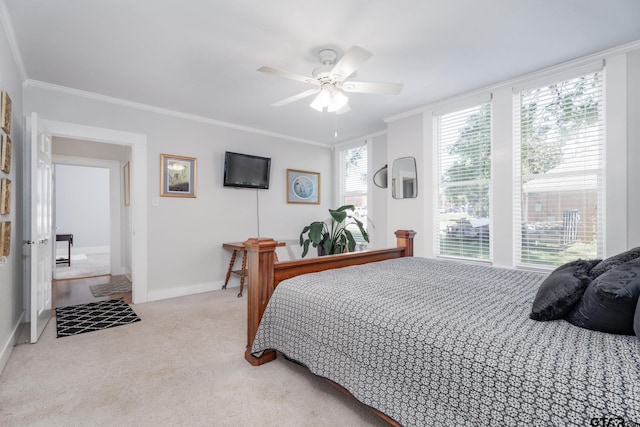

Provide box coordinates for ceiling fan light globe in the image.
[310,90,330,112]
[327,91,349,112]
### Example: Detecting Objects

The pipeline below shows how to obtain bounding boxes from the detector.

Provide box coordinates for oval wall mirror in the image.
[373,164,388,188]
[392,157,417,199]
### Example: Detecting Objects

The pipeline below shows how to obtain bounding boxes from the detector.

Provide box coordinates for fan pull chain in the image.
[334,113,338,138]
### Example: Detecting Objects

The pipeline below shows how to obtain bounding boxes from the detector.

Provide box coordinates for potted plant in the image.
[299,205,369,257]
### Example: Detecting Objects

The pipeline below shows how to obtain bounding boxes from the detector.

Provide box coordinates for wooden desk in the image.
[56,234,73,266]
[222,241,285,297]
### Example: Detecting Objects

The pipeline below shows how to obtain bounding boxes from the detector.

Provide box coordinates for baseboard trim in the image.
[0,310,25,376]
[146,280,228,302]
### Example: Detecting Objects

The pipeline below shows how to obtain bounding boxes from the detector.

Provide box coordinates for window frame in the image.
[434,99,494,262]
[512,68,605,269]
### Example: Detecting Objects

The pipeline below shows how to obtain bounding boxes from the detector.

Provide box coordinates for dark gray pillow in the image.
[565,258,640,335]
[589,247,640,278]
[530,259,600,321]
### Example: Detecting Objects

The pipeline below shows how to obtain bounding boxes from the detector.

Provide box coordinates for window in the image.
[514,71,603,267]
[338,143,368,245]
[435,102,492,260]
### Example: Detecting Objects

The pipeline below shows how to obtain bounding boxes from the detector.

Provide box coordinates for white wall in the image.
[627,48,640,248]
[386,113,428,256]
[23,86,333,300]
[369,133,388,248]
[55,164,110,250]
[385,45,640,265]
[0,6,26,374]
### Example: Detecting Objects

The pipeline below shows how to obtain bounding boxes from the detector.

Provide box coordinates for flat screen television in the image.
[223,151,271,189]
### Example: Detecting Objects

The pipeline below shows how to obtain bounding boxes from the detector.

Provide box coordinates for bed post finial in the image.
[395,230,416,257]
[244,237,278,366]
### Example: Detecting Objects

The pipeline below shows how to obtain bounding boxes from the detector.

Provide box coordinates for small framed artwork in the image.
[1,134,10,173]
[0,221,10,257]
[287,169,320,204]
[0,178,10,214]
[160,154,197,198]
[123,161,130,206]
[1,91,11,134]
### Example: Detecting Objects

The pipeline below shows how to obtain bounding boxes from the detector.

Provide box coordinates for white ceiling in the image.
[4,0,640,145]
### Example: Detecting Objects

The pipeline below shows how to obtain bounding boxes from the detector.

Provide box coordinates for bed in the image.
[243,231,640,426]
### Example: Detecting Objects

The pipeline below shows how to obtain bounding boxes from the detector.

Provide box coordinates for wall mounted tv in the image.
[223,151,271,189]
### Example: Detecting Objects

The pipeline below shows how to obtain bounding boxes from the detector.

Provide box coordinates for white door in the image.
[29,113,53,343]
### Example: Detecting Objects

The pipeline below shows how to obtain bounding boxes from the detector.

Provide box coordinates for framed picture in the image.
[1,91,11,134]
[287,169,320,204]
[123,161,130,206]
[160,154,197,198]
[0,221,10,257]
[0,178,10,215]
[1,134,10,173]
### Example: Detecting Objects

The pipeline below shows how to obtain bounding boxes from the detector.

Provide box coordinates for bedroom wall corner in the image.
[22,84,333,298]
[0,6,26,375]
[386,112,427,257]
[369,133,388,249]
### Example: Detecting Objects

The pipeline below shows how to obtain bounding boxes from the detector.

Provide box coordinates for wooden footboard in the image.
[244,230,416,365]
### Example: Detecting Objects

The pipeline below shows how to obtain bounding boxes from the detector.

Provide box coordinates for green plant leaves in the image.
[299,204,369,258]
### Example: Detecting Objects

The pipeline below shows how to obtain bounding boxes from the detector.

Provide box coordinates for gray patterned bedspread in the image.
[251,257,640,426]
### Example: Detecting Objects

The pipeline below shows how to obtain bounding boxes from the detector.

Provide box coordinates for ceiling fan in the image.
[258,46,403,114]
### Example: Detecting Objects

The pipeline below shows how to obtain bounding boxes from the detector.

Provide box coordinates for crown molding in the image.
[23,79,330,148]
[0,0,27,82]
[385,39,640,124]
[332,129,387,149]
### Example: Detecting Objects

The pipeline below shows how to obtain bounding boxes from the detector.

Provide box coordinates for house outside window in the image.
[435,102,492,261]
[514,70,604,267]
[338,143,368,247]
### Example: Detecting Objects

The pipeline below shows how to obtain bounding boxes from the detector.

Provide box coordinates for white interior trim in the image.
[52,155,123,276]
[511,60,604,93]
[0,0,27,81]
[385,40,640,124]
[41,119,149,303]
[0,311,24,375]
[25,79,328,147]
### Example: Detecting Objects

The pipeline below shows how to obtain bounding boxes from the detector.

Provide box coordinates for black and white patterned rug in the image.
[55,299,141,338]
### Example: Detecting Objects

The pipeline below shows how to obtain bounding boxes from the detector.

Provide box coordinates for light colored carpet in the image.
[0,289,386,426]
[55,252,110,280]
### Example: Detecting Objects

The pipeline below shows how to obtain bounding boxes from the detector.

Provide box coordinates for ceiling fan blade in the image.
[257,66,319,85]
[330,46,372,80]
[342,81,403,95]
[271,88,320,107]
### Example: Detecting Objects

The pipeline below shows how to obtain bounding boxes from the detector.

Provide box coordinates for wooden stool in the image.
[222,241,284,297]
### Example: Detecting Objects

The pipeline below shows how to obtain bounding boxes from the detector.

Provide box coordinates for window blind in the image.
[435,103,492,260]
[514,71,604,267]
[338,144,368,243]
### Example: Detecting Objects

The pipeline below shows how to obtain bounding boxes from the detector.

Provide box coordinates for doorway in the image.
[35,119,148,305]
[54,163,111,280]
[50,137,132,308]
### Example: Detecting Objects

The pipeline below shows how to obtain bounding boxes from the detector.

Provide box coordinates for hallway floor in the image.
[54,252,110,280]
[53,275,132,310]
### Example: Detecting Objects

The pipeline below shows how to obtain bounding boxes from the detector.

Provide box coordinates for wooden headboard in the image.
[243,230,416,365]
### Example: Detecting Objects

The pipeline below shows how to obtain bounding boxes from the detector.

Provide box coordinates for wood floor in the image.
[52,274,132,311]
